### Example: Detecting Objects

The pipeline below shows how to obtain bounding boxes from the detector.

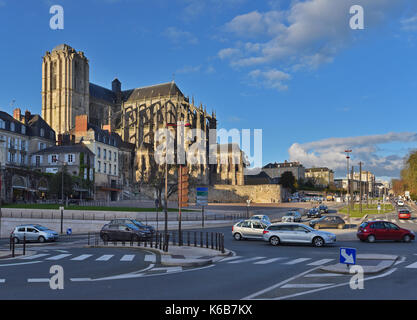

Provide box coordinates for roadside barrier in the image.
[88,230,225,253]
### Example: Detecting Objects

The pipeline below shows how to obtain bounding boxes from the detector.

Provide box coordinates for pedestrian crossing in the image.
[219,255,417,269]
[366,218,416,224]
[17,252,140,263]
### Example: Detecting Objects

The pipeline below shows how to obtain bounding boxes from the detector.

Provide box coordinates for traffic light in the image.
[178,165,189,207]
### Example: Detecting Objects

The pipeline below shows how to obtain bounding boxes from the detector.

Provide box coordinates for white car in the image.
[397,200,404,206]
[281,211,302,222]
[263,223,336,247]
[250,215,271,224]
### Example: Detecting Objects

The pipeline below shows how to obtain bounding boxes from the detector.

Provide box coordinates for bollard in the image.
[187,231,190,247]
[23,235,26,256]
[222,234,225,253]
[211,232,214,249]
[194,231,197,247]
[87,232,90,246]
[200,232,203,248]
[215,233,218,250]
[206,233,208,248]
[11,238,15,258]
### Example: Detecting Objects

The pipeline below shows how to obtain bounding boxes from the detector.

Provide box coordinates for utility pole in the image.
[366,172,369,209]
[359,162,363,216]
[351,166,354,211]
[345,149,352,227]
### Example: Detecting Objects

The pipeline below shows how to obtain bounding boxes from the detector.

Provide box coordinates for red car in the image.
[357,221,415,243]
[398,209,411,220]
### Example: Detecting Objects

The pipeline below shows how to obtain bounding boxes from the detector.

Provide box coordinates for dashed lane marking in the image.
[405,261,417,269]
[71,254,93,261]
[219,256,243,262]
[95,255,114,261]
[18,254,50,260]
[284,258,311,265]
[46,254,72,261]
[281,283,335,289]
[253,258,287,264]
[120,254,135,261]
[228,257,266,264]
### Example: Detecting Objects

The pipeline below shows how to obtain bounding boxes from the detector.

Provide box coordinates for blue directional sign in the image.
[66,228,72,235]
[340,247,356,265]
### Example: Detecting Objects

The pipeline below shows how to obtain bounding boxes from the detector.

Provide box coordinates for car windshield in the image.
[126,223,140,230]
[132,220,146,227]
[33,225,50,231]
[359,222,368,228]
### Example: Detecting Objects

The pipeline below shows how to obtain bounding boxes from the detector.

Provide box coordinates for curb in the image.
[319,255,398,275]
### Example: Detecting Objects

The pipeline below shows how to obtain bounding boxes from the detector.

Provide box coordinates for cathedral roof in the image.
[89,83,116,103]
[122,82,184,101]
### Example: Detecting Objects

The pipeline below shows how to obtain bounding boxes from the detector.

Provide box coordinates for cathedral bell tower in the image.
[42,44,90,135]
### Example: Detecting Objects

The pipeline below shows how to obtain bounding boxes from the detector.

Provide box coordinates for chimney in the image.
[57,134,63,146]
[24,110,31,124]
[102,124,111,133]
[13,108,21,121]
[75,114,88,136]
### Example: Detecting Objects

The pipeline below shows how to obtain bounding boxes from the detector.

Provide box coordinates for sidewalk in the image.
[320,254,398,274]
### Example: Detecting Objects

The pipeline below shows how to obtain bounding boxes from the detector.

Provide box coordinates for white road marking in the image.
[95,255,114,261]
[46,254,72,260]
[307,259,334,266]
[228,257,266,264]
[27,278,50,283]
[120,254,135,261]
[254,258,287,265]
[304,273,344,277]
[71,254,93,261]
[144,254,156,262]
[19,254,50,260]
[284,258,311,265]
[152,267,182,273]
[399,220,406,224]
[0,261,42,267]
[0,279,5,283]
[219,255,243,262]
[281,283,334,288]
[405,261,417,269]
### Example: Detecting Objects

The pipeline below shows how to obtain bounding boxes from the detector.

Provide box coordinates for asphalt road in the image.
[0,202,416,300]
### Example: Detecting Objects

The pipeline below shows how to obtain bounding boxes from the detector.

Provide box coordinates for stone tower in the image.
[42,44,90,135]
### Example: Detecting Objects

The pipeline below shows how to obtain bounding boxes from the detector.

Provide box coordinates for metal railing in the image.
[88,231,225,253]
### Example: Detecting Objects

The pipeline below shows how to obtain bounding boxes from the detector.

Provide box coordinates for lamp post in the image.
[345,149,352,228]
[167,121,191,246]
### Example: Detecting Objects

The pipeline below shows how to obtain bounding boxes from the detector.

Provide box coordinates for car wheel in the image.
[38,236,45,243]
[314,224,320,230]
[13,237,19,244]
[313,237,324,247]
[367,234,376,243]
[403,234,411,243]
[269,236,280,246]
[233,233,242,241]
[131,234,140,242]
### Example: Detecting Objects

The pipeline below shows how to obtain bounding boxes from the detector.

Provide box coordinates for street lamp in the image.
[345,149,352,228]
[167,121,191,246]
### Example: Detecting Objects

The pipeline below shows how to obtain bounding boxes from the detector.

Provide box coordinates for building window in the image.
[98,161,101,172]
[114,152,117,162]
[109,151,111,161]
[10,122,15,132]
[104,163,107,174]
[97,147,101,158]
[114,165,117,176]
[0,119,5,129]
[50,154,58,164]
[109,165,112,175]
[21,126,26,135]
[67,154,74,163]
[36,156,41,167]
[40,128,45,137]
[103,149,107,160]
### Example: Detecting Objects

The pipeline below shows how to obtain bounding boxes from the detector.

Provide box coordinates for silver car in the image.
[281,211,302,222]
[263,223,336,247]
[232,219,271,240]
[11,224,59,243]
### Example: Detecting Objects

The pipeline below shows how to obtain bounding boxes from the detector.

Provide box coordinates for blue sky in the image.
[1,0,417,180]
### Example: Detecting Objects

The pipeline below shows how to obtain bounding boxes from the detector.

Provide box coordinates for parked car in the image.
[357,221,415,243]
[232,219,270,240]
[281,211,302,222]
[109,218,155,234]
[398,209,411,220]
[309,215,345,229]
[397,200,405,206]
[307,208,321,218]
[11,224,59,243]
[318,204,328,213]
[262,223,336,247]
[250,215,271,224]
[100,223,151,242]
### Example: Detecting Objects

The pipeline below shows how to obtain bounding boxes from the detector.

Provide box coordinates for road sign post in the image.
[196,187,208,229]
[340,247,356,269]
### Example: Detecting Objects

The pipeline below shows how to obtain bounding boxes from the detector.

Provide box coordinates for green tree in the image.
[49,167,74,201]
[280,171,296,192]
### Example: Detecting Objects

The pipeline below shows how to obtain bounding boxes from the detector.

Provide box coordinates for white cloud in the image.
[176,65,202,74]
[288,132,417,178]
[218,0,407,88]
[164,27,198,45]
[248,68,291,91]
[401,13,417,31]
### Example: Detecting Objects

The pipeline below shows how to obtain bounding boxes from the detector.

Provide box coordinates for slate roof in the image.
[122,82,184,101]
[32,143,94,156]
[89,83,117,104]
